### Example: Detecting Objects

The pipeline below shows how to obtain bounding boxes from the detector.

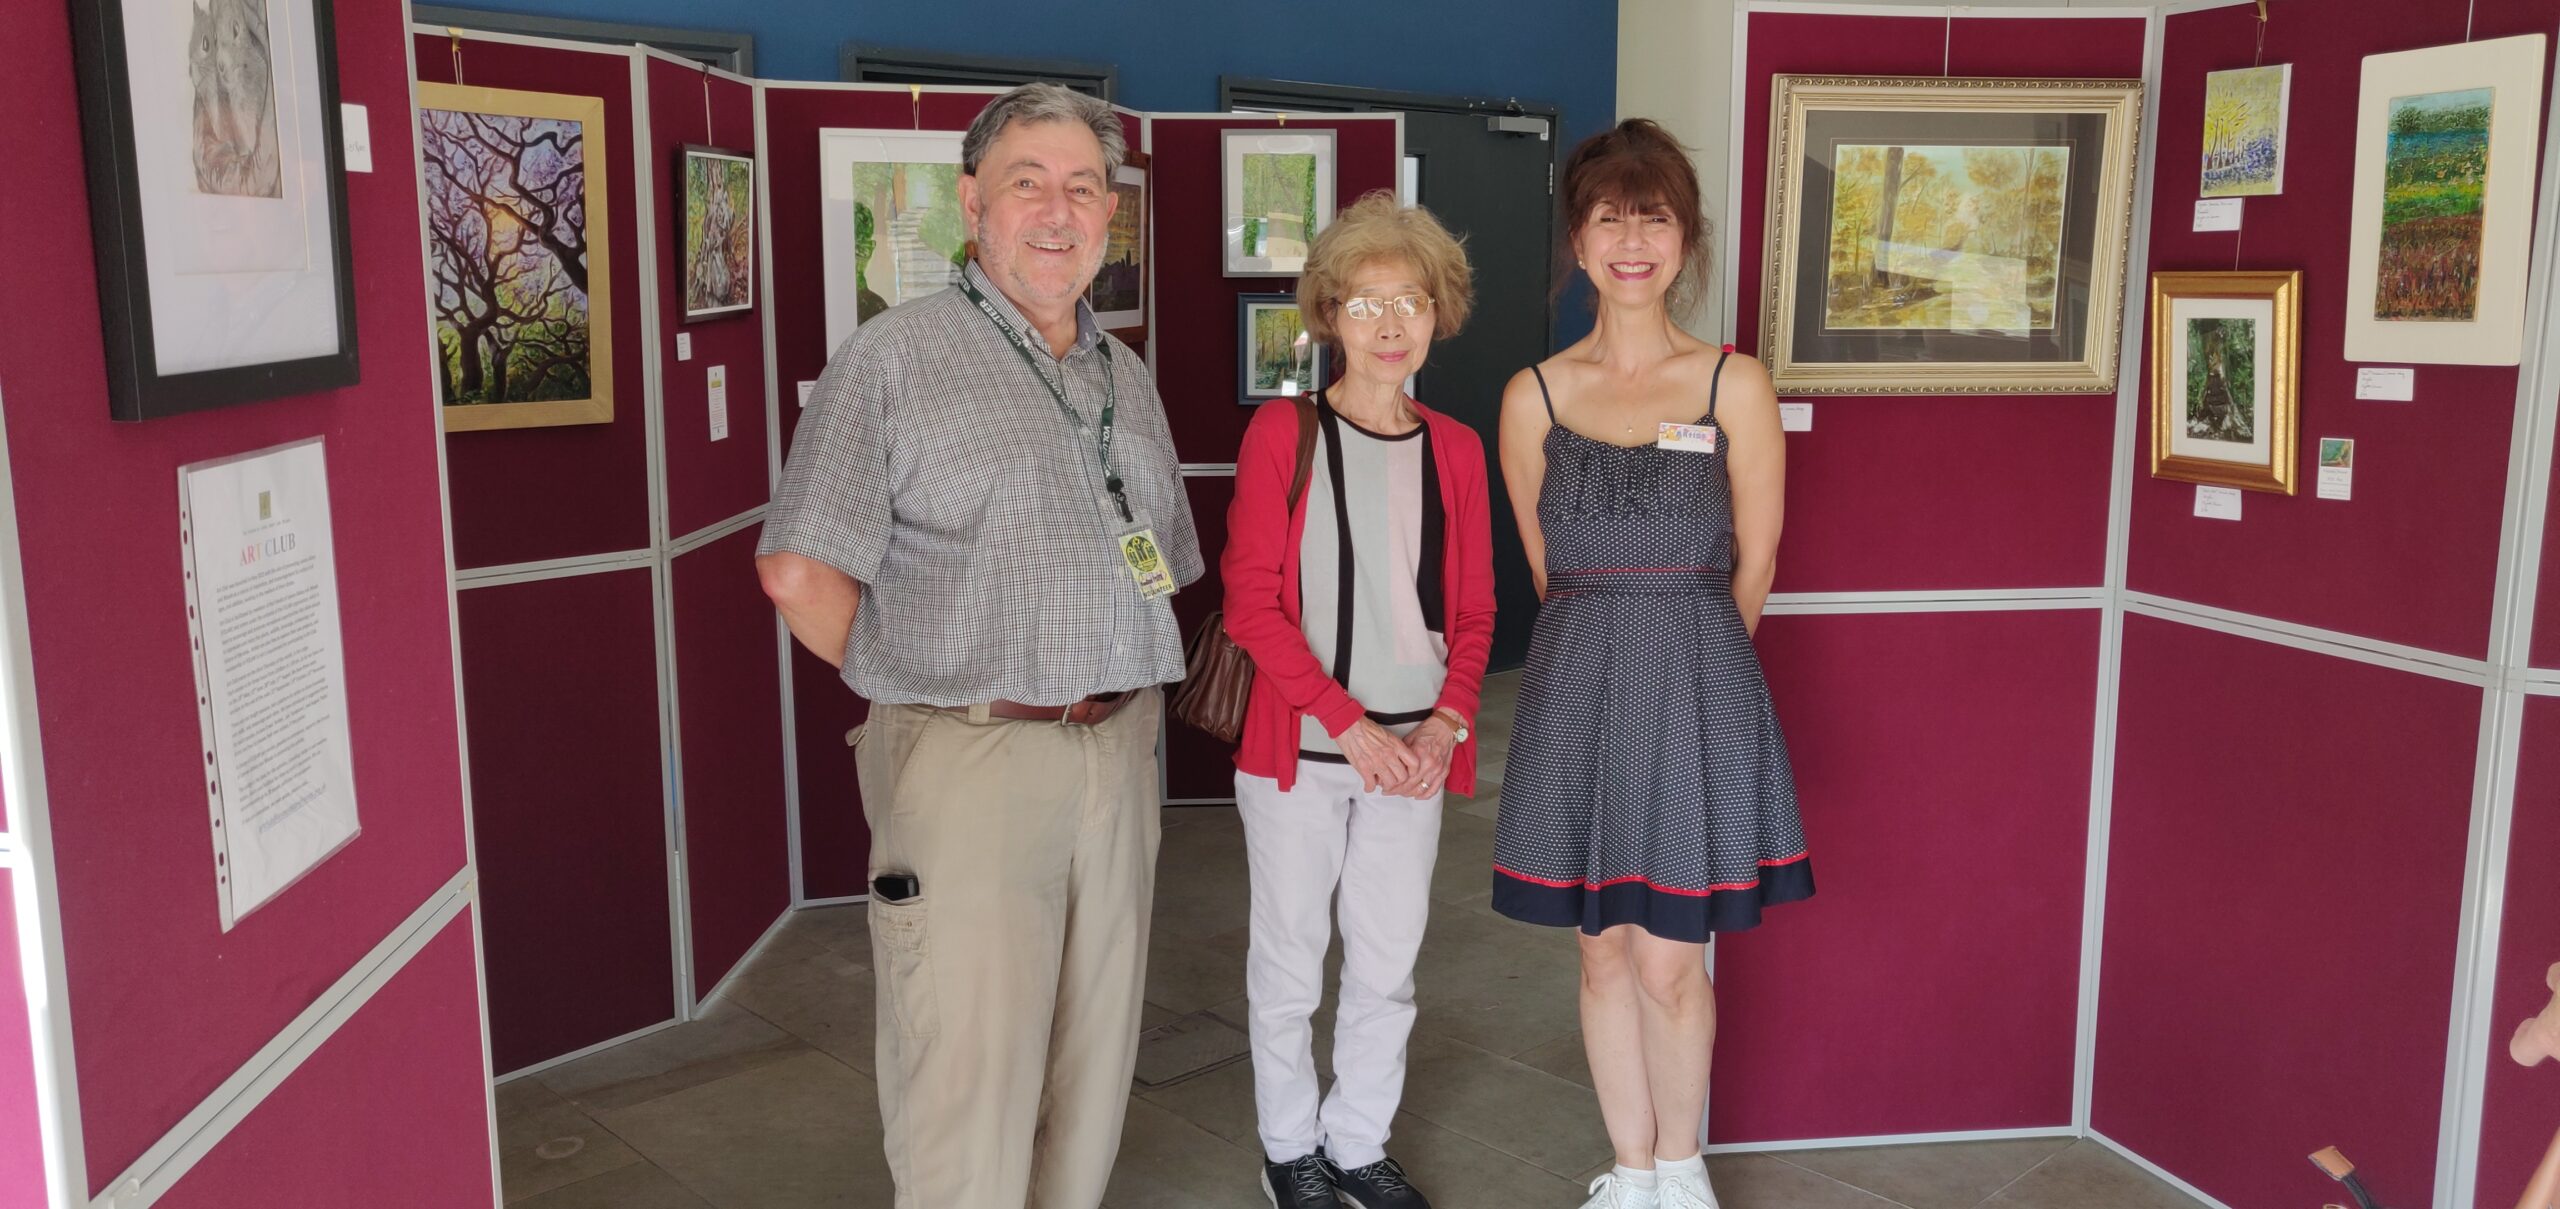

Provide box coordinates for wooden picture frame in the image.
[67,0,361,421]
[1090,149,1148,339]
[678,144,755,321]
[420,83,614,432]
[2149,270,2301,495]
[1761,74,2143,395]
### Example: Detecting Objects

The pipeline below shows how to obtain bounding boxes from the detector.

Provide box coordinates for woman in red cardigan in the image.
[1220,191,1496,1209]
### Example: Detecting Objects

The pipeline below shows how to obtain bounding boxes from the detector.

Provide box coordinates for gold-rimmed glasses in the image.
[1340,294,1433,321]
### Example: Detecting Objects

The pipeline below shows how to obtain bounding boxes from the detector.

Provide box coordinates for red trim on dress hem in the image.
[1492,854,1810,897]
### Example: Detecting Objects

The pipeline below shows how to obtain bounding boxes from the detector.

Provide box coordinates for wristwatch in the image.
[1432,707,1471,744]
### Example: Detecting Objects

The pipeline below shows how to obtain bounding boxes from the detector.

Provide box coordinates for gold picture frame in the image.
[419,83,615,432]
[2148,271,2301,494]
[1761,75,2143,395]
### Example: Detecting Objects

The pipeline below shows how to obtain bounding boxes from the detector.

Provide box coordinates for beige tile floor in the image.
[499,673,2206,1209]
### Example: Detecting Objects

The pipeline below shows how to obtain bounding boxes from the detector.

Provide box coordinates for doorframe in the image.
[1217,76,1564,351]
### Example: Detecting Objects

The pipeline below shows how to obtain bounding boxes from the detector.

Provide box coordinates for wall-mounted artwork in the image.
[2200,64,2290,198]
[1761,75,2142,395]
[1090,150,1148,339]
[419,83,613,433]
[680,145,754,320]
[1237,293,1324,401]
[2345,34,2546,365]
[2149,271,2300,494]
[67,0,360,420]
[1224,128,1335,276]
[818,129,967,357]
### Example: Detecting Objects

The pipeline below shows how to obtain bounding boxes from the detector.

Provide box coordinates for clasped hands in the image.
[1337,715,1458,799]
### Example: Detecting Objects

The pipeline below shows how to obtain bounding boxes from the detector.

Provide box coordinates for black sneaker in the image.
[1261,1153,1336,1209]
[1324,1153,1431,1209]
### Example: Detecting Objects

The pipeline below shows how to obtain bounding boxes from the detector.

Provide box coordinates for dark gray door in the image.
[1222,80,1559,670]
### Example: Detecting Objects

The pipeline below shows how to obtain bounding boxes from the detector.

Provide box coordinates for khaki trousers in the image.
[858,689,1164,1209]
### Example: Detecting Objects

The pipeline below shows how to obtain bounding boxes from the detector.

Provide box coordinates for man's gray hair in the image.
[960,83,1126,180]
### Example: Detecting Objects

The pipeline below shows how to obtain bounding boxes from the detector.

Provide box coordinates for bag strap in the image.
[1286,393,1320,511]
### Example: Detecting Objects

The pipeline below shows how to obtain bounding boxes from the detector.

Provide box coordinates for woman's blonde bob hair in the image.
[1296,191,1474,348]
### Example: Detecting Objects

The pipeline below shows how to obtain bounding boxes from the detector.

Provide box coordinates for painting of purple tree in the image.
[419,84,614,430]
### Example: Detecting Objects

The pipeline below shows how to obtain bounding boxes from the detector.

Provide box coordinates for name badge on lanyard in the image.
[1119,527,1175,598]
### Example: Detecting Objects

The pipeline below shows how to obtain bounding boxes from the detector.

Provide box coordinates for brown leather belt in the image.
[939,691,1130,727]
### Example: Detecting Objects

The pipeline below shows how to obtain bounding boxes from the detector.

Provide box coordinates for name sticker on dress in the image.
[1656,422,1717,453]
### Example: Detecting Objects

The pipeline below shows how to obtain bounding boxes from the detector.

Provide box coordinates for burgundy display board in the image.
[2540,433,2560,668]
[2097,616,2479,1209]
[10,3,475,1193]
[0,872,42,1197]
[416,35,656,570]
[2480,696,2560,1206]
[457,569,672,1073]
[1166,473,1239,801]
[2128,1,2560,660]
[154,916,494,1209]
[647,56,771,541]
[673,527,791,992]
[1732,13,2145,593]
[1712,608,2096,1142]
[763,84,996,899]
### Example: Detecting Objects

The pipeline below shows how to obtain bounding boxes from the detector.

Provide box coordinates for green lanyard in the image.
[960,275,1130,524]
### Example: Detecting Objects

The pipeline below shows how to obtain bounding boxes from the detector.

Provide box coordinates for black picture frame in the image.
[67,0,361,421]
[1236,292,1325,403]
[677,143,756,322]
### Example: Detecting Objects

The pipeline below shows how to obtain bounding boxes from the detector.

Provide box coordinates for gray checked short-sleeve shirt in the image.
[760,261,1204,708]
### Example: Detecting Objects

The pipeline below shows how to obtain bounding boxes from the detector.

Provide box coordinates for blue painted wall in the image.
[452,0,1618,153]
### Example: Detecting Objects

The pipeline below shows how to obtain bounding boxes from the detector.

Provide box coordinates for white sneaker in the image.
[1655,1166,1720,1209]
[1578,1171,1657,1209]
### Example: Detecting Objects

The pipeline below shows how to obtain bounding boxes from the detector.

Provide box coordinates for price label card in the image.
[708,365,728,442]
[341,104,372,172]
[2193,198,2244,231]
[2355,367,2415,401]
[2316,437,2354,501]
[797,380,817,408]
[676,332,693,361]
[2194,484,2243,520]
[1780,402,1813,432]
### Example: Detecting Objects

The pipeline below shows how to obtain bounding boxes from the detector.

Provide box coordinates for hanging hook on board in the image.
[910,84,923,130]
[449,27,465,85]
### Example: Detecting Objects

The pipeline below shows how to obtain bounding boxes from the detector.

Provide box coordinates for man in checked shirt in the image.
[756,83,1203,1208]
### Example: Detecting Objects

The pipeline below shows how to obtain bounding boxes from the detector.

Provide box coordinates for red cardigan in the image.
[1221,397,1497,794]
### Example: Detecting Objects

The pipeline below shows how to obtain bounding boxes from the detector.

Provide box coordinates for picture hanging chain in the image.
[2253,0,2268,67]
[448,28,465,86]
[910,84,923,131]
[2466,0,2477,40]
[702,63,715,144]
[1942,10,1954,77]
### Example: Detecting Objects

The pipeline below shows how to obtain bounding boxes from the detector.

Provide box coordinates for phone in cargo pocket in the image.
[871,872,920,903]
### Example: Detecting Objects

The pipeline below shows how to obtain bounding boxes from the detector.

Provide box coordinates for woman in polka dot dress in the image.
[1490,120,1811,1209]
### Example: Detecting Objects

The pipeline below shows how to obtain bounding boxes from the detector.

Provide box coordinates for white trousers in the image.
[1236,764,1444,1169]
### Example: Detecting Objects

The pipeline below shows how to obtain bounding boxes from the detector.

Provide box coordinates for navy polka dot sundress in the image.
[1491,350,1814,943]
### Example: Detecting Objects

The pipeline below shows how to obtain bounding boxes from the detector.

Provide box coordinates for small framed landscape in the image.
[1236,293,1324,401]
[68,0,361,420]
[679,145,755,321]
[419,83,614,433]
[2344,34,2546,365]
[1223,128,1335,277]
[2149,271,2300,495]
[817,129,967,358]
[1760,74,2143,395]
[1090,149,1148,338]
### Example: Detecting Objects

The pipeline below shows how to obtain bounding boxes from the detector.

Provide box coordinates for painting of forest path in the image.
[1823,144,2070,332]
[1239,152,1318,260]
[2377,87,2492,320]
[2201,64,2289,197]
[2184,316,2256,443]
[683,151,754,316]
[848,161,965,325]
[422,107,594,408]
